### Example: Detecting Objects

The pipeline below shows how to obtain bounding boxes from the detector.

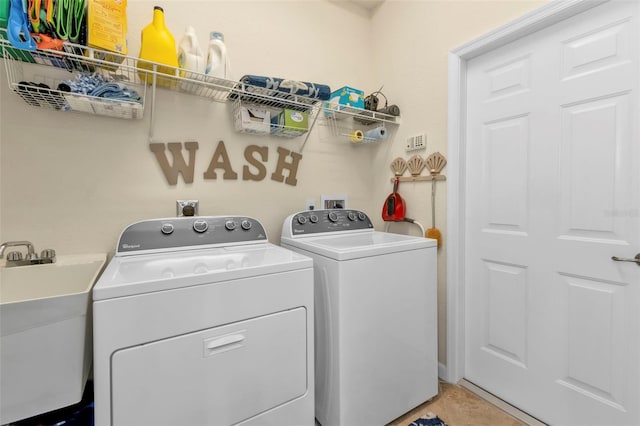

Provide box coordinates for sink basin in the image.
[0,253,106,424]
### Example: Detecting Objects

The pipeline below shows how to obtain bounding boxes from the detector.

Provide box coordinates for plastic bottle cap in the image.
[154,6,163,12]
[210,31,224,41]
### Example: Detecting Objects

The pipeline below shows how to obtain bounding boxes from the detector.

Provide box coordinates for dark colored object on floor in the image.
[14,381,94,426]
[409,413,448,426]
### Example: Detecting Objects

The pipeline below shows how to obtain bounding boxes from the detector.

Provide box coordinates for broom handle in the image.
[431,178,436,228]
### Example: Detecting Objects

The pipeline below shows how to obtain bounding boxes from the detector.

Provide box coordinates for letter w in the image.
[149,142,199,185]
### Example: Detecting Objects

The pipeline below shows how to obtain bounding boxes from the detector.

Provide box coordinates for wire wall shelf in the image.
[1,39,399,149]
[320,109,400,145]
[1,39,323,115]
[326,107,400,125]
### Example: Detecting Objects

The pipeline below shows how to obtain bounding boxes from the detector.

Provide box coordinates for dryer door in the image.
[111,308,307,426]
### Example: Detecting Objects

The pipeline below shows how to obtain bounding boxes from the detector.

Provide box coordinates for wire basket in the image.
[1,40,145,119]
[321,113,392,145]
[232,98,316,139]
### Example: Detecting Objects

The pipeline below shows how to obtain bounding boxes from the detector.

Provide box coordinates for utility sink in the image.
[0,253,106,424]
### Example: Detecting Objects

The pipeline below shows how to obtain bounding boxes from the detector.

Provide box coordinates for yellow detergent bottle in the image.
[137,6,179,86]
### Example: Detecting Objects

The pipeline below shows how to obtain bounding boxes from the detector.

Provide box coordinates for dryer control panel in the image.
[286,209,374,237]
[116,216,267,255]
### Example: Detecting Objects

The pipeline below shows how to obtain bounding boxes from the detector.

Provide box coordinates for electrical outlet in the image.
[406,137,413,151]
[321,195,348,209]
[406,133,427,152]
[176,200,199,216]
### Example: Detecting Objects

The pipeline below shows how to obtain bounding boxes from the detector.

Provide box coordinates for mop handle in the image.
[431,178,436,228]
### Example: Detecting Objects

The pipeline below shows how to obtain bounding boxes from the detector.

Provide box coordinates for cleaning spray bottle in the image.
[137,6,179,86]
[205,31,228,80]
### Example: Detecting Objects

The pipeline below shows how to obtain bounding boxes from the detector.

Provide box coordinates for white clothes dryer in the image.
[281,209,438,426]
[93,216,314,426]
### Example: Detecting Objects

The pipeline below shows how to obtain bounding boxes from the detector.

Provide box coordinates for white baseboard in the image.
[437,362,447,382]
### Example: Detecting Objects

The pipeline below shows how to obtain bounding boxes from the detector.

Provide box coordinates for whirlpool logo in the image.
[122,243,141,249]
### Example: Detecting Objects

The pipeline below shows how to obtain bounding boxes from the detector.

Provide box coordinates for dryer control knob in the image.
[225,220,237,231]
[328,212,339,222]
[347,212,357,221]
[241,220,252,230]
[309,214,319,223]
[193,220,209,233]
[161,223,174,235]
[297,215,308,225]
[357,212,367,221]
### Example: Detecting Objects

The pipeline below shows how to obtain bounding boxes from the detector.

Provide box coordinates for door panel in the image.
[559,275,626,407]
[465,1,639,425]
[559,94,630,240]
[483,115,530,233]
[483,260,528,368]
[560,18,632,80]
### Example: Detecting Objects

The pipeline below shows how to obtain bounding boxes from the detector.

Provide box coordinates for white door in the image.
[464,1,639,425]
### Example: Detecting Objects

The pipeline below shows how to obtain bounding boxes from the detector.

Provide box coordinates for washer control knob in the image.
[328,211,339,222]
[309,214,319,223]
[225,220,237,231]
[193,220,209,233]
[241,220,252,230]
[297,215,308,225]
[347,211,357,221]
[357,212,367,221]
[161,223,174,235]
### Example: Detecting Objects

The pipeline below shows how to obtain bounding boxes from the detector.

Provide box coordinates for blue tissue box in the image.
[325,86,364,117]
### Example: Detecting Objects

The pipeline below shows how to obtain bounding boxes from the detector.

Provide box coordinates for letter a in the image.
[203,141,238,180]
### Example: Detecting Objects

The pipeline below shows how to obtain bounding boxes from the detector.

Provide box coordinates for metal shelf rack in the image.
[1,39,399,150]
[320,107,401,146]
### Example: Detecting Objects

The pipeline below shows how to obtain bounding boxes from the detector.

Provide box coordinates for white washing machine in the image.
[281,209,438,426]
[93,216,314,426]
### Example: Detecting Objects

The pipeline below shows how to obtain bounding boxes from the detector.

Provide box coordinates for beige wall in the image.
[368,0,546,365]
[0,0,545,367]
[0,0,378,251]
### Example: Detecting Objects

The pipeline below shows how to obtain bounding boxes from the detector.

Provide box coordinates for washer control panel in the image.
[117,216,267,255]
[289,209,373,236]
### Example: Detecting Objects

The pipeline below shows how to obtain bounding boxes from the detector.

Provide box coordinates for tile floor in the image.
[388,382,527,426]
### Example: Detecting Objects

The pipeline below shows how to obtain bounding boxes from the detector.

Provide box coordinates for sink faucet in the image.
[0,241,55,267]
[0,241,36,259]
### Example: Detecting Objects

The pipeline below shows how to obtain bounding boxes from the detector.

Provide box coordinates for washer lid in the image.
[282,231,436,261]
[93,244,312,300]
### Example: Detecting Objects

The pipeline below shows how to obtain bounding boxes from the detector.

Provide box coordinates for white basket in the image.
[2,40,145,119]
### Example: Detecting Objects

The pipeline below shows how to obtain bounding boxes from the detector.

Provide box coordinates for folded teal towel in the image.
[90,82,142,103]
